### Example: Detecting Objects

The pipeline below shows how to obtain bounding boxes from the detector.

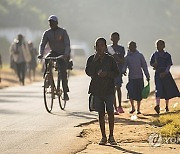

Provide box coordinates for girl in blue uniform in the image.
[150,39,180,114]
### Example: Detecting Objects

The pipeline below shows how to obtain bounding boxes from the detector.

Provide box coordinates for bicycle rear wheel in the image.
[56,75,66,110]
[44,74,54,113]
[58,90,67,110]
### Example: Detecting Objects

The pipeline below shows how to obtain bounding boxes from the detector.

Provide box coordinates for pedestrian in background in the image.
[9,34,31,85]
[28,41,38,81]
[107,32,125,114]
[122,41,150,114]
[85,37,119,145]
[150,39,180,114]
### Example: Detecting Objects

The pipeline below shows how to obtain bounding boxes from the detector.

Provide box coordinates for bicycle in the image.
[43,55,67,113]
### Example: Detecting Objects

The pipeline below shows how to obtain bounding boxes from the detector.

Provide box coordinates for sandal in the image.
[129,109,135,114]
[154,105,160,114]
[99,137,107,145]
[108,136,117,145]
[137,111,141,114]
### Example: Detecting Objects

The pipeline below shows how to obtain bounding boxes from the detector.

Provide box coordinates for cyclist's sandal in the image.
[99,137,107,145]
[108,136,117,145]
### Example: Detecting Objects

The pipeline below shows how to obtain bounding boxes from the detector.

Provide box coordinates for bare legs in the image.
[154,97,169,114]
[114,86,124,113]
[130,99,141,114]
[98,112,114,138]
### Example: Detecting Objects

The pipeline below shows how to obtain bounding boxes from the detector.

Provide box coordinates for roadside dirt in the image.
[0,68,43,89]
[0,68,83,89]
[76,78,180,154]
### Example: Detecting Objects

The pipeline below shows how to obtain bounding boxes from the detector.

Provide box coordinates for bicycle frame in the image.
[46,59,57,97]
[43,56,67,112]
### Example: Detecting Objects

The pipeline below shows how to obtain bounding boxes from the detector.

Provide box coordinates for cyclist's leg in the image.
[57,59,69,99]
[44,52,55,77]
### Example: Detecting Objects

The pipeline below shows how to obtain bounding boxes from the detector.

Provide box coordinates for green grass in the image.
[152,106,180,137]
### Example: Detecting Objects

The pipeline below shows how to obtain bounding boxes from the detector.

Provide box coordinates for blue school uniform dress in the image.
[150,51,180,100]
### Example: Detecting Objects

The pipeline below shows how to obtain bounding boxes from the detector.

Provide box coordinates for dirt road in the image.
[76,78,180,154]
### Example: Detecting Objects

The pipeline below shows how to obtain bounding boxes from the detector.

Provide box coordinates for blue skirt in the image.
[126,78,144,101]
[155,72,180,100]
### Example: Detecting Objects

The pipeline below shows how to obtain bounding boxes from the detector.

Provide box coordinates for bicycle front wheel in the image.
[58,91,67,110]
[44,74,54,113]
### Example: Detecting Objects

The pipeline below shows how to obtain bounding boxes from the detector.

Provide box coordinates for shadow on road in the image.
[0,99,18,103]
[51,111,97,121]
[105,144,142,154]
[0,109,23,115]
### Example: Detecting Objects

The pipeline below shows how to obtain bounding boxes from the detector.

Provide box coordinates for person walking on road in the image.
[9,34,31,85]
[150,39,180,114]
[38,15,71,100]
[107,32,125,114]
[28,41,38,81]
[122,41,150,114]
[85,37,119,145]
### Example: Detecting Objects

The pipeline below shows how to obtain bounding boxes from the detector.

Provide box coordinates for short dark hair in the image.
[95,37,106,46]
[111,32,119,37]
[128,41,136,46]
[156,39,165,46]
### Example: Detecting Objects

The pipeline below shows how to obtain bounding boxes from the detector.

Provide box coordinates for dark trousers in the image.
[45,52,69,93]
[16,62,26,84]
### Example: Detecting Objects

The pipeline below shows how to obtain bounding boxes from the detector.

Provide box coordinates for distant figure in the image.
[38,15,71,100]
[9,34,31,85]
[85,38,119,145]
[107,32,125,115]
[10,50,17,75]
[150,39,180,114]
[28,41,38,81]
[122,41,150,114]
[0,53,2,82]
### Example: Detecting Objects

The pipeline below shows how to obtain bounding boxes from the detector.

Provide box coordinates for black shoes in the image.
[129,109,135,114]
[154,105,170,114]
[99,136,117,145]
[137,111,141,114]
[108,136,117,145]
[129,109,141,114]
[154,105,160,114]
[99,137,107,145]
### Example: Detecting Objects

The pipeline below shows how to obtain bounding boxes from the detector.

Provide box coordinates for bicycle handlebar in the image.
[43,55,64,60]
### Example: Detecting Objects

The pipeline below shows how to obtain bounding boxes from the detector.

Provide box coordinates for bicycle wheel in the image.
[58,89,66,110]
[56,74,66,110]
[44,74,54,113]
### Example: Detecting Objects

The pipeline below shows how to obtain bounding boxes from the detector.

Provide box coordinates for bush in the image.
[0,37,10,64]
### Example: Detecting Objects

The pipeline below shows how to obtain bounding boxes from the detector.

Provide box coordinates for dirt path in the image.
[76,79,180,154]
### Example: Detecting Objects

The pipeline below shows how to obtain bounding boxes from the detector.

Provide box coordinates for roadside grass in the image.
[152,104,180,137]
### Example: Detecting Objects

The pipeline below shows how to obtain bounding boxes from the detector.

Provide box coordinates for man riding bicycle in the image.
[38,15,70,101]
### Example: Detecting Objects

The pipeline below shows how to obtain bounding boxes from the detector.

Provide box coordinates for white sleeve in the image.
[107,45,115,55]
